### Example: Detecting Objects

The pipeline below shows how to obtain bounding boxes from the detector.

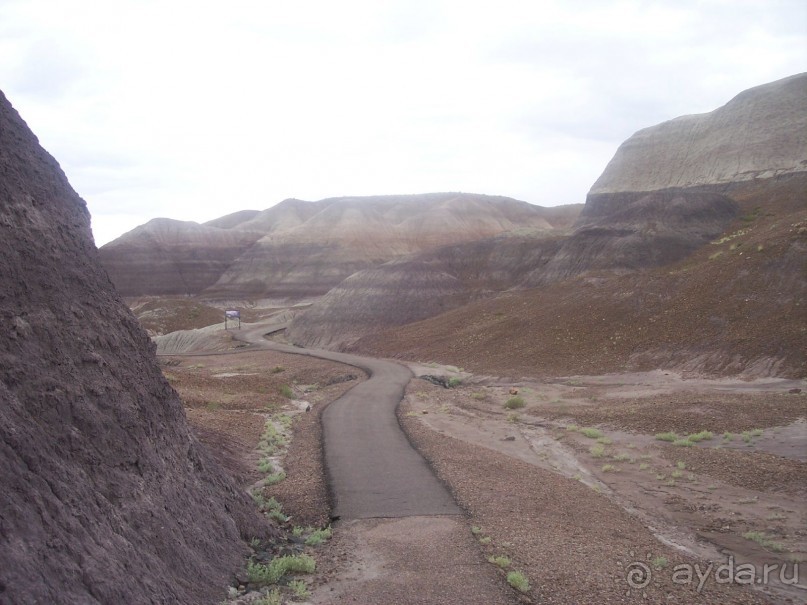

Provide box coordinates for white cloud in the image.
[0,0,805,245]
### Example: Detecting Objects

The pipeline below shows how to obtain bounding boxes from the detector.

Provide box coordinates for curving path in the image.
[235,323,459,520]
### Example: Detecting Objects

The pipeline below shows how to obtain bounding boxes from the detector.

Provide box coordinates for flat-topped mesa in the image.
[588,72,807,197]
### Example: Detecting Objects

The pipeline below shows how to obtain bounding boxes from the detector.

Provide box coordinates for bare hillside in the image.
[354,173,806,378]
[0,90,268,604]
[99,193,580,300]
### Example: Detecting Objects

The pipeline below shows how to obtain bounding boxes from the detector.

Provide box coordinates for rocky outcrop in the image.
[521,188,738,286]
[531,73,807,286]
[588,72,807,194]
[0,91,267,604]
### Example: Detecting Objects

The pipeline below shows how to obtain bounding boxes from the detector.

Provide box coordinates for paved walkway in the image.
[236,323,459,520]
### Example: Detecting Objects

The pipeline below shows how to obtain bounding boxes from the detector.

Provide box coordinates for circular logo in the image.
[626,561,652,589]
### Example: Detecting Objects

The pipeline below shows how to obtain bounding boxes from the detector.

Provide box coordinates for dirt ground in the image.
[398,365,806,604]
[159,334,805,605]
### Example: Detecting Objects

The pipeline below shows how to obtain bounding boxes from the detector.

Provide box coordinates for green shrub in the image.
[271,366,285,374]
[280,385,294,399]
[265,471,286,486]
[504,396,525,409]
[488,555,511,568]
[507,571,530,593]
[288,579,309,599]
[580,427,603,439]
[253,588,282,605]
[687,430,713,442]
[448,376,462,388]
[655,432,678,442]
[305,526,333,546]
[589,444,605,458]
[743,531,785,552]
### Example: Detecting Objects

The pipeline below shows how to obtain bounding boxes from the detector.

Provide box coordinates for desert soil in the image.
[160,325,805,605]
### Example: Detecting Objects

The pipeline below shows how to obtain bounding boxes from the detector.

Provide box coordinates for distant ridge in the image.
[99,193,581,299]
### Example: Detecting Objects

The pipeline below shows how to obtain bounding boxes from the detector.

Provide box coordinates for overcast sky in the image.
[1,0,805,246]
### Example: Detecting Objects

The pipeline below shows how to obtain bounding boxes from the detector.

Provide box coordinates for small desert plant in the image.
[292,526,305,537]
[507,571,530,593]
[471,392,486,400]
[613,453,630,462]
[743,531,785,552]
[280,384,294,399]
[253,589,282,605]
[448,376,462,388]
[687,430,713,442]
[672,438,694,447]
[259,421,287,455]
[671,470,683,479]
[504,396,525,409]
[750,428,764,437]
[566,424,579,431]
[652,556,668,570]
[479,536,492,545]
[265,471,286,486]
[676,461,687,470]
[488,555,511,568]
[655,432,678,442]
[639,463,650,470]
[506,412,520,423]
[602,464,616,472]
[471,526,483,535]
[589,444,606,458]
[288,579,309,599]
[596,436,612,445]
[723,432,734,441]
[271,365,285,374]
[580,427,603,439]
[305,526,333,546]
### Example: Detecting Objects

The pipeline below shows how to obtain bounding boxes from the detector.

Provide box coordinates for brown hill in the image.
[0,91,267,603]
[100,217,263,296]
[353,173,806,378]
[100,193,581,301]
[204,193,580,300]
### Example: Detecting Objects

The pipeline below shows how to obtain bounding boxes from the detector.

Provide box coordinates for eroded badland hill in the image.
[0,91,271,604]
